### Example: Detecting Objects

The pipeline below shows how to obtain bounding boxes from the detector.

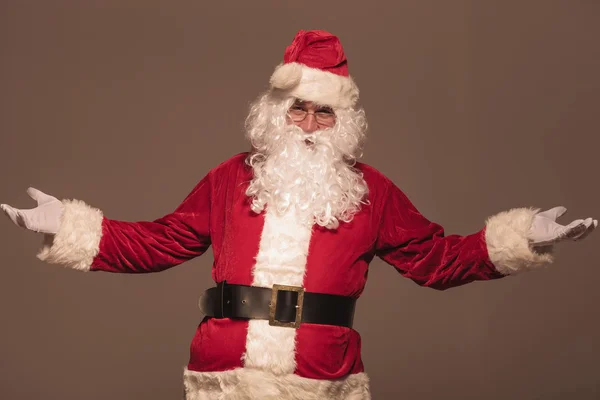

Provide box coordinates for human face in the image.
[286,99,336,133]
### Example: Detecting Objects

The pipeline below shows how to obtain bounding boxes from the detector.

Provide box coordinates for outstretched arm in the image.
[2,173,213,273]
[374,179,595,290]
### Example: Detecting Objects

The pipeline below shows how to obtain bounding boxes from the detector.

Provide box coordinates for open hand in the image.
[1,187,64,234]
[529,206,597,247]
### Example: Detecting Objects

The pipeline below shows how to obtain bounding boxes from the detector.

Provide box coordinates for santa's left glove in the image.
[1,187,64,235]
[529,206,597,247]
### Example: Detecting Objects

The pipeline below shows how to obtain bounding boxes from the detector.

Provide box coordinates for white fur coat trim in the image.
[242,205,312,374]
[270,62,359,109]
[485,207,553,275]
[183,367,371,400]
[36,199,103,271]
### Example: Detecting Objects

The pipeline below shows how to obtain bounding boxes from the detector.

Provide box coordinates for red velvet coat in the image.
[37,152,550,399]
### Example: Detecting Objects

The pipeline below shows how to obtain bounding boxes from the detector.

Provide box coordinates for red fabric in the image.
[374,177,505,289]
[283,30,349,77]
[92,173,212,273]
[90,152,505,380]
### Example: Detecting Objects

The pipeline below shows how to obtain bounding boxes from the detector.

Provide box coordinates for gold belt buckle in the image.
[268,284,305,329]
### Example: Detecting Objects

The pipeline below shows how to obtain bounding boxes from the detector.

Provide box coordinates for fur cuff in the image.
[484,207,553,275]
[36,199,103,271]
[183,367,371,400]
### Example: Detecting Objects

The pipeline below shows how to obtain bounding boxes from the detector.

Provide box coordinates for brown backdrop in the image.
[1,1,599,399]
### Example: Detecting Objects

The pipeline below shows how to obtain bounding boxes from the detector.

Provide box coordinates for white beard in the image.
[245,123,368,229]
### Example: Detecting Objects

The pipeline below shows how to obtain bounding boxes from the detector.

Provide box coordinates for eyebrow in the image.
[291,101,334,111]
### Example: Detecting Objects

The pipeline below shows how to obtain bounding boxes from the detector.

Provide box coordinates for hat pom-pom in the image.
[270,62,303,90]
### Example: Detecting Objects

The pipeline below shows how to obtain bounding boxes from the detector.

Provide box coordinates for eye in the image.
[316,108,334,115]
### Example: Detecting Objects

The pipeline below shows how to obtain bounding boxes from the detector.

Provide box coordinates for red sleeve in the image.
[374,179,504,290]
[90,172,213,273]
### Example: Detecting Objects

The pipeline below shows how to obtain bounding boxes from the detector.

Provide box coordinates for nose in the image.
[298,113,319,133]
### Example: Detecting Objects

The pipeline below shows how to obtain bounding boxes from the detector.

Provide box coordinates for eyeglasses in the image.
[287,106,336,127]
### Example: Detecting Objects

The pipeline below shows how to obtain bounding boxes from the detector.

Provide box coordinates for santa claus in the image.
[1,30,597,399]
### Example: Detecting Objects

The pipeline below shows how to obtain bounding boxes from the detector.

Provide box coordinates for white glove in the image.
[529,206,597,247]
[1,187,65,234]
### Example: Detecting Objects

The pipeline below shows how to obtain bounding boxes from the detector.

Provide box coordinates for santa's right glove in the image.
[1,187,64,234]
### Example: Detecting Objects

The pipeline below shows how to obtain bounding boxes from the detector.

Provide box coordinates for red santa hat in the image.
[269,30,359,109]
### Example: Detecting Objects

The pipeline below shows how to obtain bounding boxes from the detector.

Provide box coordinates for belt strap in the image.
[200,281,356,329]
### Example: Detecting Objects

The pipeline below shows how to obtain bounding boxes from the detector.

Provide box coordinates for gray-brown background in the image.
[1,1,599,399]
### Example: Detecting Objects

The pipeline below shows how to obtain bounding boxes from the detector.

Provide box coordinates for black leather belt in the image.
[199,281,356,329]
